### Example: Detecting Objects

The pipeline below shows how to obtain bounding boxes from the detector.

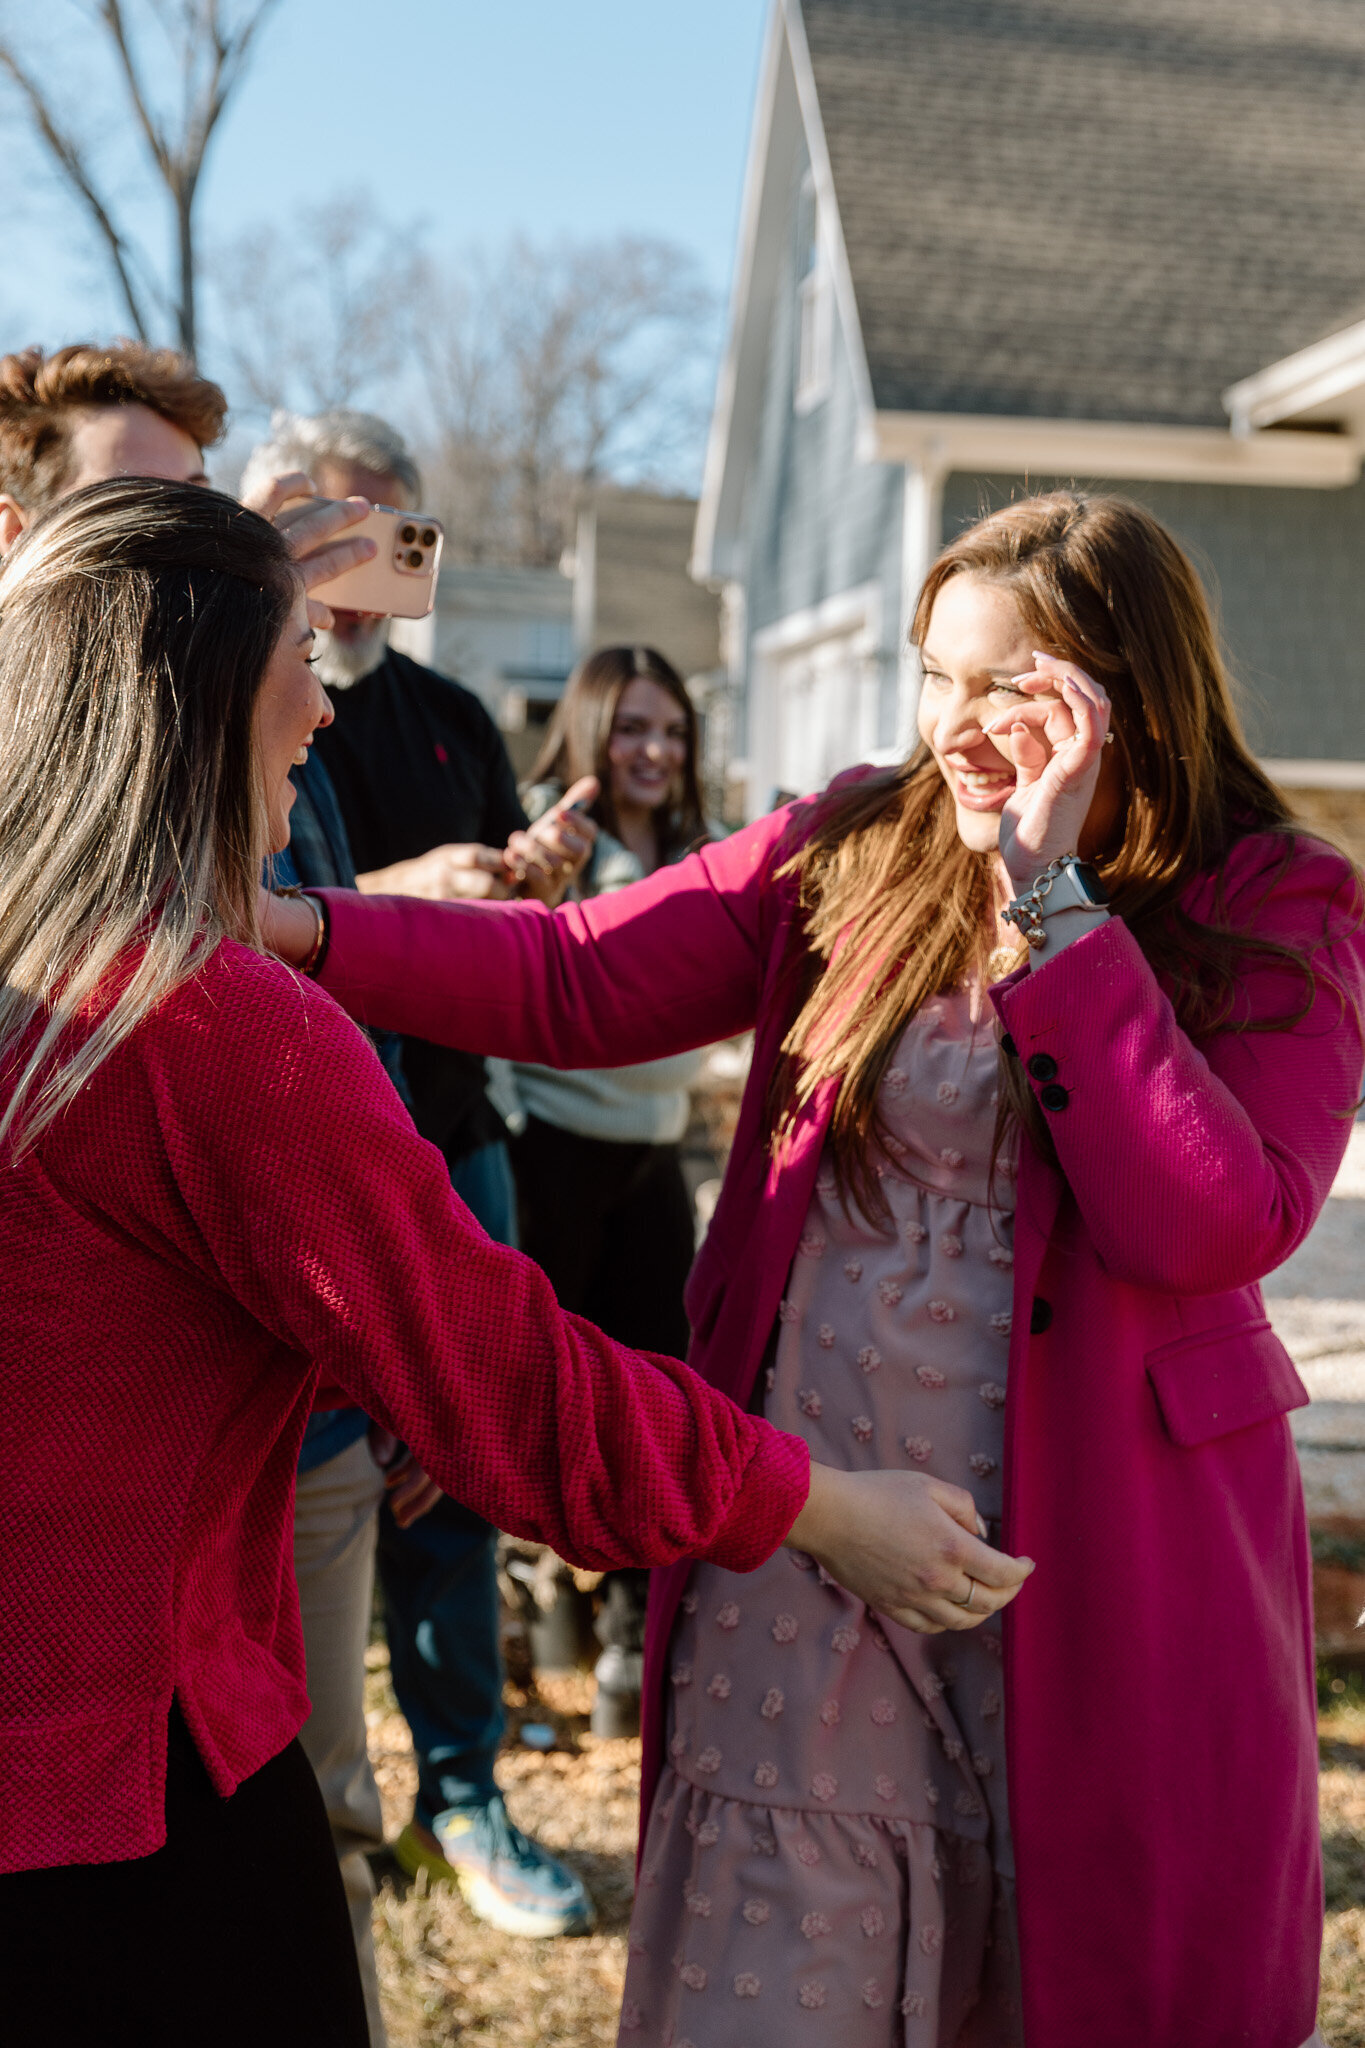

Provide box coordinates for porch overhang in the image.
[868,409,1361,491]
[1224,319,1365,440]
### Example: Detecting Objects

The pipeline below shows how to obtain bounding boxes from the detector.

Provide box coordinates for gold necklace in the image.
[987,937,1027,983]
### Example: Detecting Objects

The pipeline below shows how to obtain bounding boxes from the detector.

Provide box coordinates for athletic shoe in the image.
[393,1799,596,1937]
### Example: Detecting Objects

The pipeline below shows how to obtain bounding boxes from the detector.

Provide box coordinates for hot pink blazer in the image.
[318,795,1365,2048]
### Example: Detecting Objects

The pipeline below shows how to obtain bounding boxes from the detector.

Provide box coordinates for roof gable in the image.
[801,0,1365,428]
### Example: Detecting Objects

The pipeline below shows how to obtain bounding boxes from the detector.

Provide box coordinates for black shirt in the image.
[314,648,528,1164]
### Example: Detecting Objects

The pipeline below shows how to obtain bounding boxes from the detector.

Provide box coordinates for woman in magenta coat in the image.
[276,493,1364,2047]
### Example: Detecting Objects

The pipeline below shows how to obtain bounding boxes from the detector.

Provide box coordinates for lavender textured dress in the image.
[620,988,1023,2047]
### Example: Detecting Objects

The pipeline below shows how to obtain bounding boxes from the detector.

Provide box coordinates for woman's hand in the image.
[983,652,1111,889]
[505,776,600,906]
[368,1425,443,1528]
[786,1465,1034,1633]
[239,471,377,631]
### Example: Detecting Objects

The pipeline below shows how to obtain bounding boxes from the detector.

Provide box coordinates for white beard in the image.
[312,617,391,689]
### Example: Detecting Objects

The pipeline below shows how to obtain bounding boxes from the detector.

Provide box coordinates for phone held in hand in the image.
[300,501,445,619]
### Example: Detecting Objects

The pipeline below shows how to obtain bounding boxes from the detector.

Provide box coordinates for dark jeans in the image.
[509,1115,695,1359]
[377,1137,516,1825]
[0,1705,368,2048]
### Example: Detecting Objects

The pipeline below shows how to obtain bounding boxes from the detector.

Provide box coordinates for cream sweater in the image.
[496,790,709,1145]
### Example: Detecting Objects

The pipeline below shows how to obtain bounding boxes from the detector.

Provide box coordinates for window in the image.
[794,171,833,413]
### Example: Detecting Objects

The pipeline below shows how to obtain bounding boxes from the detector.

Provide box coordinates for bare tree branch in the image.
[0,42,152,338]
[0,0,281,357]
[211,194,424,415]
[416,235,715,565]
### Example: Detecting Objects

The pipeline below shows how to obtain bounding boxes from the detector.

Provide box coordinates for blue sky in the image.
[0,1,771,372]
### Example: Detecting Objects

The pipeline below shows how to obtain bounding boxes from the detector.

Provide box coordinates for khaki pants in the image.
[294,1433,389,2048]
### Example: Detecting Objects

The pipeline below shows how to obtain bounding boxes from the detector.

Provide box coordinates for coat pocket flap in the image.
[1145,1319,1309,1447]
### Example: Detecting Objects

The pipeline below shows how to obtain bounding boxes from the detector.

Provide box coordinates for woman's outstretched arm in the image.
[268,803,808,1068]
[63,945,1031,1627]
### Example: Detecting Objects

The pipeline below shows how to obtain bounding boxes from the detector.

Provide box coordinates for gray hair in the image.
[240,407,422,505]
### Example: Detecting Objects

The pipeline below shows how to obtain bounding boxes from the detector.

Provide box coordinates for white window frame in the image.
[793,173,833,414]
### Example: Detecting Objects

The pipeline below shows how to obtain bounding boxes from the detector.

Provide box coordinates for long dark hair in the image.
[769,491,1361,1218]
[530,644,707,858]
[0,475,298,1153]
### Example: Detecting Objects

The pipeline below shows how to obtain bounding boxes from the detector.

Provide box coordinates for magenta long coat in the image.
[318,796,1365,2048]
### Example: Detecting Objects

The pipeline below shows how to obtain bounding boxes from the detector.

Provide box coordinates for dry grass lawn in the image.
[366,1655,1365,2046]
[1320,1697,1365,2048]
[367,1661,634,2047]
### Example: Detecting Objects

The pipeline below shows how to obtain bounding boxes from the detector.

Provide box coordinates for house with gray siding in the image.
[696,0,1365,840]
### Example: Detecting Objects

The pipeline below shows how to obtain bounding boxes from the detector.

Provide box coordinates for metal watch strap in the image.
[1000,856,1108,952]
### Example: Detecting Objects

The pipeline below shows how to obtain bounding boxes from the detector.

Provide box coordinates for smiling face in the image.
[252,590,333,854]
[917,572,1124,858]
[607,675,690,817]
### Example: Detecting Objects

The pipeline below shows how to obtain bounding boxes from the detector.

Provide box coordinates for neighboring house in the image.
[570,486,736,819]
[572,487,721,680]
[394,490,728,788]
[695,0,1365,851]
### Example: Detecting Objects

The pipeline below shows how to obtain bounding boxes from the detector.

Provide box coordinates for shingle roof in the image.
[799,0,1365,426]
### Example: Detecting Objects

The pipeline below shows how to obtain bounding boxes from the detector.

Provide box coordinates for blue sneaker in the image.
[394,1798,596,1937]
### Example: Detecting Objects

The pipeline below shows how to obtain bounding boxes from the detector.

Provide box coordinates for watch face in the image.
[1071,861,1107,905]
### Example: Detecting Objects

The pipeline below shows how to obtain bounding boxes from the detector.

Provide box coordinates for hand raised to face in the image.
[982,653,1115,889]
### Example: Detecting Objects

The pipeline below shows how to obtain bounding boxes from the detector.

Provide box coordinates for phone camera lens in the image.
[420,526,438,548]
[399,524,417,545]
[405,548,424,570]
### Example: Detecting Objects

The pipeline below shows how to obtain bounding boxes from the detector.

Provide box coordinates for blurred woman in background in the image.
[510,645,710,1364]
[505,648,715,1732]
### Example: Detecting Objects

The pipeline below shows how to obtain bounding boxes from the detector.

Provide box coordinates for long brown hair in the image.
[0,476,297,1155]
[771,490,1358,1218]
[530,644,707,857]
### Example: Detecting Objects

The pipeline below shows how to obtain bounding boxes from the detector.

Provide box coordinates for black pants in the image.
[0,1704,368,2048]
[511,1115,697,1652]
[510,1114,695,1359]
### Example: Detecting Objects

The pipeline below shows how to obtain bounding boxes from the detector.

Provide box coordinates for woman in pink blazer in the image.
[281,493,1363,2047]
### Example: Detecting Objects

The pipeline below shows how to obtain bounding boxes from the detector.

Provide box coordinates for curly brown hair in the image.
[0,343,227,511]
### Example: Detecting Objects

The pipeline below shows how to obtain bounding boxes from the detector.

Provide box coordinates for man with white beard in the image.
[242,412,601,1959]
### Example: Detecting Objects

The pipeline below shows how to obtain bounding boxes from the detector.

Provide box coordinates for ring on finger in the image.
[952,1578,979,1611]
